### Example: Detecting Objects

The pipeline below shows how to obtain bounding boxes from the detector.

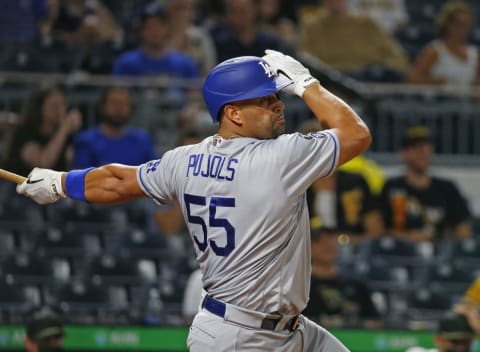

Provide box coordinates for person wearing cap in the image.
[303,224,382,328]
[379,125,471,242]
[299,119,385,245]
[406,311,475,352]
[24,310,64,352]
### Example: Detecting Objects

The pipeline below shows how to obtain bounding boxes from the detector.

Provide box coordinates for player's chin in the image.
[272,125,285,138]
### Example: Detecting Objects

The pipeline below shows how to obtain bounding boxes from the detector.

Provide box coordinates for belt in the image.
[201,295,300,332]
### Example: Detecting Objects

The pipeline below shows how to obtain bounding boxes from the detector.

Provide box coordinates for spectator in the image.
[406,311,475,352]
[0,0,57,72]
[24,308,65,352]
[348,0,408,34]
[210,0,291,63]
[0,0,51,44]
[380,125,472,242]
[339,154,386,196]
[112,4,200,81]
[299,119,384,242]
[298,117,385,196]
[303,226,382,328]
[73,86,158,168]
[164,0,217,76]
[307,169,384,244]
[299,0,409,81]
[407,1,479,86]
[257,0,297,47]
[4,86,81,176]
[39,0,125,73]
[48,0,123,46]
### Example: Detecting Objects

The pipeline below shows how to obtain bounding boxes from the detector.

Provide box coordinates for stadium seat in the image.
[48,280,112,324]
[0,229,16,258]
[353,258,410,292]
[112,227,167,254]
[415,262,474,297]
[437,237,480,267]
[46,200,120,231]
[0,195,44,229]
[33,226,102,258]
[0,276,42,323]
[0,252,54,284]
[406,287,453,322]
[131,279,187,326]
[356,236,427,267]
[83,253,152,286]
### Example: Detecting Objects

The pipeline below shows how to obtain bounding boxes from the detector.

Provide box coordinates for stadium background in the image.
[0,0,479,351]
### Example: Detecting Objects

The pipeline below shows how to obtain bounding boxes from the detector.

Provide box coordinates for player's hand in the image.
[262,49,319,97]
[16,167,66,205]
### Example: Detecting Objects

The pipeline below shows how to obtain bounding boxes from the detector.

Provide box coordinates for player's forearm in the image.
[61,164,145,204]
[303,83,371,165]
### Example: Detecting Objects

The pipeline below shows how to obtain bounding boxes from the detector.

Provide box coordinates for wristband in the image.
[65,167,94,202]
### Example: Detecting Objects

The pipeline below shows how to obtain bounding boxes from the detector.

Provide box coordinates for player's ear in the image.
[223,104,243,126]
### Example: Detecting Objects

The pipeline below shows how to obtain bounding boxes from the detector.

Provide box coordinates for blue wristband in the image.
[65,167,94,202]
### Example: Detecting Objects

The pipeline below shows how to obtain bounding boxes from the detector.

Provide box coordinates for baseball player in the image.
[17,50,371,351]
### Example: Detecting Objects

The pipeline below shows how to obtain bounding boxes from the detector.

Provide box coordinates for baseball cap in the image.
[437,311,475,340]
[26,311,64,341]
[401,125,432,147]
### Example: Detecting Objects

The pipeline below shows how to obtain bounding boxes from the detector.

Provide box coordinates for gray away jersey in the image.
[137,130,339,316]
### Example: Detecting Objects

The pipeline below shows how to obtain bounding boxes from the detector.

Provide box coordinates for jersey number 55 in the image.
[184,193,236,257]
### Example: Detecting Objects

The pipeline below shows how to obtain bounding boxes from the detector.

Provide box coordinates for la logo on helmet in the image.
[259,61,274,78]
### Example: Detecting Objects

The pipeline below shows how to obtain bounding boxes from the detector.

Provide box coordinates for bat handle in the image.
[0,169,27,184]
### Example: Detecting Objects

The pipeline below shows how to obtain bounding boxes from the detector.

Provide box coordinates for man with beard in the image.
[24,309,65,352]
[73,86,158,168]
[379,125,471,242]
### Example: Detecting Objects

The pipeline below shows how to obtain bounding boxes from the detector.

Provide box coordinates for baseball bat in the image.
[0,168,26,184]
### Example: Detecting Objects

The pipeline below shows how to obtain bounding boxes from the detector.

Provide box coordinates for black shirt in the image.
[304,274,380,325]
[307,171,375,235]
[4,127,71,176]
[380,176,471,239]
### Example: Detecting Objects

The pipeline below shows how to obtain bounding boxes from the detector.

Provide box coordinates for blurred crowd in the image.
[0,0,479,340]
[0,0,478,85]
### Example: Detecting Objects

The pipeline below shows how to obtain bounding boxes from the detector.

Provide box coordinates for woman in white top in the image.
[408,1,480,86]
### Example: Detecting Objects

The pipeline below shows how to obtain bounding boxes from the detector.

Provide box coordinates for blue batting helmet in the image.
[203,56,292,122]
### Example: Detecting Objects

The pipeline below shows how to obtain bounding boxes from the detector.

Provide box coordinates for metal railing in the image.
[1,66,480,159]
[300,52,480,158]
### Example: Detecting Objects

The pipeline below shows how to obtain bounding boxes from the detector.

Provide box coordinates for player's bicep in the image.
[277,131,340,197]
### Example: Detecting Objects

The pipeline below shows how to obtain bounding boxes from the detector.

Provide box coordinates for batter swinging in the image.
[17,50,371,351]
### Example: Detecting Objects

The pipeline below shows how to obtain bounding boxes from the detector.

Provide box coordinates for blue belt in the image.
[201,295,300,331]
